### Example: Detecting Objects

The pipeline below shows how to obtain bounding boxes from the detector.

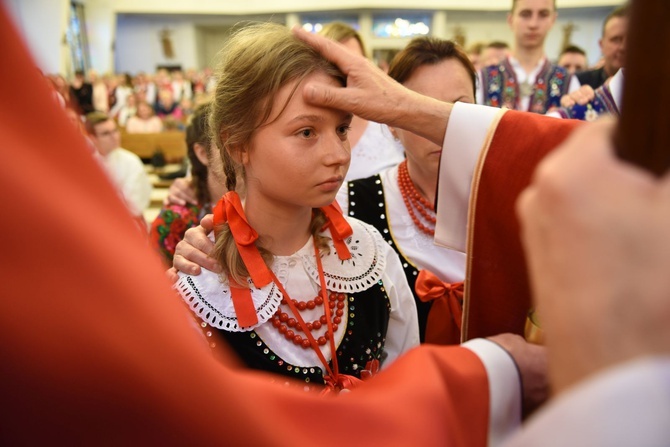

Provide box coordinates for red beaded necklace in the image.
[270,291,346,349]
[397,160,436,236]
[269,242,344,387]
[213,192,360,393]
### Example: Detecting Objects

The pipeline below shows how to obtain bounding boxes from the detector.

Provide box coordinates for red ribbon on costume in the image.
[320,358,379,395]
[213,192,273,328]
[415,270,464,345]
[320,202,352,260]
[211,195,354,329]
[360,359,380,380]
[321,374,364,396]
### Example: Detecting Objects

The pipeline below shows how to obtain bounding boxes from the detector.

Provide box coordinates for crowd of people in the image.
[7,0,666,444]
[46,66,216,133]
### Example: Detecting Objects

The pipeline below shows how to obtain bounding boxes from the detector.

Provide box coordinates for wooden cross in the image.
[561,22,575,51]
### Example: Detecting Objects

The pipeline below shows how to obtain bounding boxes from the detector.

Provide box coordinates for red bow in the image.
[320,202,352,260]
[415,270,464,345]
[213,192,273,328]
[321,374,364,396]
[360,359,380,380]
[211,194,354,328]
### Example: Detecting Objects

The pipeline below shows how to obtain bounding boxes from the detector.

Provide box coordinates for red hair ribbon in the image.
[320,202,352,261]
[213,192,273,328]
[415,270,464,345]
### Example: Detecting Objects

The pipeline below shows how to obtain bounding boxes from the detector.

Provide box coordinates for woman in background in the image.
[319,22,405,181]
[125,100,163,133]
[149,103,225,265]
[337,37,477,344]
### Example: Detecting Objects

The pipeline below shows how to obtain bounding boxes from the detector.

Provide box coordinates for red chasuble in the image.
[463,111,583,340]
[1,6,493,445]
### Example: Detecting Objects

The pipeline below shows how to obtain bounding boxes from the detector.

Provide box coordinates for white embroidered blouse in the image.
[175,217,420,370]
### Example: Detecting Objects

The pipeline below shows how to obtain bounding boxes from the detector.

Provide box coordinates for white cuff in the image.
[463,338,522,447]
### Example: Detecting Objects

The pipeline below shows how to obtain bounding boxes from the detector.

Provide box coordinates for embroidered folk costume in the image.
[342,161,465,345]
[176,192,419,392]
[481,58,573,114]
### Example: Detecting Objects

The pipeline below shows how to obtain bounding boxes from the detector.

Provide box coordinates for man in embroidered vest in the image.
[576,5,628,90]
[477,0,580,113]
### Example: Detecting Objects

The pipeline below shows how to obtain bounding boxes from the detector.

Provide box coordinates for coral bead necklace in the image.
[269,242,349,391]
[270,291,346,349]
[397,160,436,236]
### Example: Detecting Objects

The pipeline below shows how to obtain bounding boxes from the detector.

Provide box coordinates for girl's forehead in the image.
[264,72,343,121]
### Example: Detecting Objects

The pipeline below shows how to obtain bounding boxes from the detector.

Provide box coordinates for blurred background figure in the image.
[89,69,109,113]
[70,70,94,115]
[149,103,226,265]
[467,41,487,71]
[171,70,193,103]
[155,88,184,128]
[478,0,579,114]
[318,21,405,180]
[558,45,588,74]
[133,72,157,106]
[110,73,134,119]
[116,93,137,128]
[125,100,163,133]
[480,41,509,67]
[85,111,152,225]
[576,5,628,89]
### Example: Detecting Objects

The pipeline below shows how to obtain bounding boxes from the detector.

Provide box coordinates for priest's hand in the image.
[488,333,548,417]
[172,214,221,275]
[291,27,451,147]
[517,117,670,395]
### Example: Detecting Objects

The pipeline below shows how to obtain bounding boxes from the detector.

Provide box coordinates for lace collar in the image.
[175,218,386,332]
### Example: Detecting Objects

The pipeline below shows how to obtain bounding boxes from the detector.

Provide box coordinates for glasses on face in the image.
[96,128,120,138]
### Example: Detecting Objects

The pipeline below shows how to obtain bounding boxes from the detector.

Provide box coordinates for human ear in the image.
[193,143,209,167]
[228,144,249,166]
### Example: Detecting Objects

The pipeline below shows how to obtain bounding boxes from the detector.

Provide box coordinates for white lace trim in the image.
[302,219,387,293]
[174,217,386,332]
[175,273,284,333]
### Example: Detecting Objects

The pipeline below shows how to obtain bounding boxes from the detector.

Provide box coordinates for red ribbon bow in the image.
[321,358,379,395]
[320,202,352,260]
[213,192,273,328]
[415,270,464,345]
[211,194,354,328]
[321,374,364,396]
[360,359,380,380]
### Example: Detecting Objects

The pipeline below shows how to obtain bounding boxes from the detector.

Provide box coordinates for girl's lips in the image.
[318,176,343,191]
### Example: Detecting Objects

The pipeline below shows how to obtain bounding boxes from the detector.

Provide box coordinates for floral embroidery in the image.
[482,59,572,114]
[149,203,206,264]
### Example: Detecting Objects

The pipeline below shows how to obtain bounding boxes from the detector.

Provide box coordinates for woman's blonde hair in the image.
[319,22,367,58]
[210,22,345,286]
